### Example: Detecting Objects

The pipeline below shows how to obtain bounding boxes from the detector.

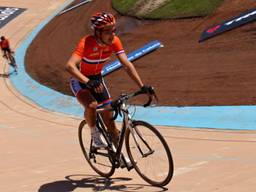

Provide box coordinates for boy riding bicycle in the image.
[66,12,152,167]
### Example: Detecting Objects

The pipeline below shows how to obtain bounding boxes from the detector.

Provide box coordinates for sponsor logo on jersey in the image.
[89,52,99,57]
[103,48,111,53]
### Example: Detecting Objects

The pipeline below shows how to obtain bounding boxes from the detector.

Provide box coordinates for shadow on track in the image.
[0,73,10,78]
[0,70,17,78]
[38,174,168,192]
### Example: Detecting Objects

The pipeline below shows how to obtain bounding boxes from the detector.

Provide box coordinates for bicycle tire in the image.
[78,120,115,177]
[125,120,174,186]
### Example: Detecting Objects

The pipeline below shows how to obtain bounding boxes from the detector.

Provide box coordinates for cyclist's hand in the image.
[140,85,155,95]
[87,80,103,93]
[140,85,158,106]
[87,79,101,88]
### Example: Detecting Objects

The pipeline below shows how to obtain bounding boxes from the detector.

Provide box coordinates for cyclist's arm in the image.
[117,52,144,88]
[65,54,89,83]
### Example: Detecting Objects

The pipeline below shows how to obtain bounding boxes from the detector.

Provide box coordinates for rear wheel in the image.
[125,120,174,186]
[78,120,115,177]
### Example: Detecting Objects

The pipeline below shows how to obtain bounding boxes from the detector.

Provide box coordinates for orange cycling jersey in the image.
[73,35,124,76]
[0,39,10,49]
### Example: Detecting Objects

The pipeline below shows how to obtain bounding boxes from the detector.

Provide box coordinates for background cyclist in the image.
[0,36,11,60]
[0,36,17,72]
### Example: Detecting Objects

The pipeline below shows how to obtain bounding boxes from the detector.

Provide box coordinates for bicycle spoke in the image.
[78,120,115,177]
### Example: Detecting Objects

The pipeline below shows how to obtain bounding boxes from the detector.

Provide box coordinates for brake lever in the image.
[111,107,118,121]
[143,87,158,107]
[143,96,152,107]
[110,101,119,120]
[153,92,159,102]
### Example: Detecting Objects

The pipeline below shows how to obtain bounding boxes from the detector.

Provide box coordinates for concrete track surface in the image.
[1,1,256,191]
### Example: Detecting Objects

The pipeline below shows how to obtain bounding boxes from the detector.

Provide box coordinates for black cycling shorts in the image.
[70,74,112,108]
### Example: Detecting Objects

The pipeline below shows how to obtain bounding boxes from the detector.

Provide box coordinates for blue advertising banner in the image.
[58,0,91,16]
[102,40,163,76]
[199,8,256,42]
[0,7,26,28]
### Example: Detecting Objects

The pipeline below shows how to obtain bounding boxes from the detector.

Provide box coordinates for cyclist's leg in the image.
[76,89,107,147]
[76,89,103,137]
[2,49,7,59]
[70,77,98,130]
[101,105,133,169]
[77,90,97,125]
[101,109,119,146]
[5,48,11,62]
[92,78,120,146]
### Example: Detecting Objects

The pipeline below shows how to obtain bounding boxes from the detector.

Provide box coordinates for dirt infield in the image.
[26,0,256,106]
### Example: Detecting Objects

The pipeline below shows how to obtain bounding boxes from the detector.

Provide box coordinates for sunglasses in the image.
[101,27,116,35]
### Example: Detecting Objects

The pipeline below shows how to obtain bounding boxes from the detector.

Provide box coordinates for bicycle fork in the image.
[129,121,154,158]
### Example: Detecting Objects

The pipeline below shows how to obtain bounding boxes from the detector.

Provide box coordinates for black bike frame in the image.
[96,110,129,164]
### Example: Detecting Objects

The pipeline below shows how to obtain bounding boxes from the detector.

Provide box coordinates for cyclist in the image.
[66,12,151,153]
[0,36,17,72]
[0,36,11,60]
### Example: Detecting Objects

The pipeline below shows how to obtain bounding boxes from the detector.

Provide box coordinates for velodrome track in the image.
[1,1,256,191]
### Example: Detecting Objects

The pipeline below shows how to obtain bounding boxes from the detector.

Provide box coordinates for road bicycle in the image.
[3,50,17,72]
[78,88,174,187]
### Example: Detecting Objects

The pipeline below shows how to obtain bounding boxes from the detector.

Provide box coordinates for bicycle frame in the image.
[95,102,132,168]
[95,97,155,167]
[79,88,174,186]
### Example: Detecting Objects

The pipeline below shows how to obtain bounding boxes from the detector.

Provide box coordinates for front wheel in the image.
[9,54,16,64]
[125,121,174,186]
[78,120,115,178]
